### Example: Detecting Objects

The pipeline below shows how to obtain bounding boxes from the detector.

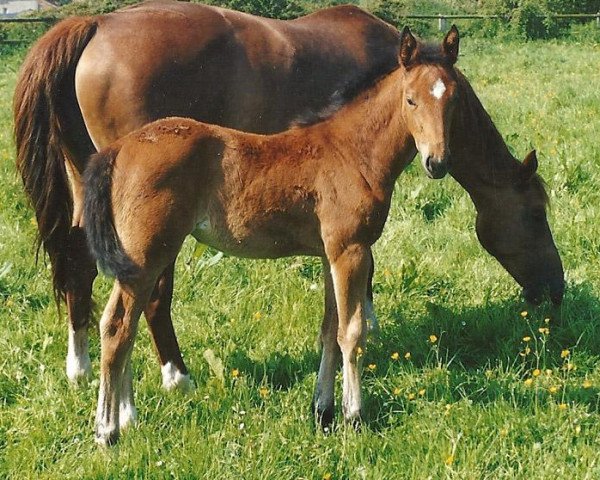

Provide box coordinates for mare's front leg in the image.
[144,261,193,392]
[95,281,151,446]
[313,258,341,429]
[327,244,371,426]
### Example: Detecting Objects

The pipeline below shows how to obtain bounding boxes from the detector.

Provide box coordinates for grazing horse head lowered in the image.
[83,27,461,445]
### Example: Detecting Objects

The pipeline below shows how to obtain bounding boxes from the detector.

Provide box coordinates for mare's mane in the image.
[455,72,549,206]
[293,40,463,128]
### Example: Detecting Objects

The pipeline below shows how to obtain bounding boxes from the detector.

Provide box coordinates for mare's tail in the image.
[13,16,98,303]
[83,148,140,282]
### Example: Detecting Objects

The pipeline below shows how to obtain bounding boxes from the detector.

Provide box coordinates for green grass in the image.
[1,38,600,479]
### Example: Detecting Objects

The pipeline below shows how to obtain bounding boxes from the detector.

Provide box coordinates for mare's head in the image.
[400,26,460,179]
[475,150,564,305]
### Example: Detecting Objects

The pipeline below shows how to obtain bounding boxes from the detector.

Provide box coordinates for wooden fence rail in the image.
[1,12,599,44]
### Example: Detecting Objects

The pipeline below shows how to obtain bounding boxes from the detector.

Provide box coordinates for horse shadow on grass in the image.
[361,281,600,432]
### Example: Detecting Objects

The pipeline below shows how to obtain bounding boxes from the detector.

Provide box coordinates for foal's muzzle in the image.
[424,155,450,179]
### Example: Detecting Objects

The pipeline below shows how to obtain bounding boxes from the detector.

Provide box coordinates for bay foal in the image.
[84,27,460,445]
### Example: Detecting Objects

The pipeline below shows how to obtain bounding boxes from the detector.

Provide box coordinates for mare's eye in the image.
[406,97,416,107]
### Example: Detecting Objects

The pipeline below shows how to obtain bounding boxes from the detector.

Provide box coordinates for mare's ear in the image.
[443,25,459,64]
[399,26,417,67]
[520,150,538,181]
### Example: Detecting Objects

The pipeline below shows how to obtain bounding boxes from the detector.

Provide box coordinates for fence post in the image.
[597,12,600,28]
[438,14,447,32]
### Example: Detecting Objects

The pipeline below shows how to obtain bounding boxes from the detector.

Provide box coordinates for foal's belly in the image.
[190,214,323,259]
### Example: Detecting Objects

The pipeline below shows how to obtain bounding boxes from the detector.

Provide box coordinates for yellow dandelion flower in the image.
[499,428,509,437]
[564,363,575,372]
[407,393,416,400]
[582,380,592,389]
[259,386,269,398]
[393,387,401,396]
[418,389,426,396]
[544,318,551,324]
[253,311,263,320]
[538,327,550,335]
[391,352,400,360]
[560,349,570,359]
[532,369,541,377]
[445,455,454,466]
[429,334,438,344]
[404,352,411,360]
[357,347,363,356]
[520,311,528,318]
[367,363,376,372]
[524,378,534,387]
[522,336,532,342]
[548,386,558,394]
[520,347,531,357]
[383,268,392,278]
[323,474,332,480]
[232,368,240,378]
[558,403,568,410]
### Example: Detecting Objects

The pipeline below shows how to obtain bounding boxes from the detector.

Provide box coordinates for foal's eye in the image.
[406,97,416,107]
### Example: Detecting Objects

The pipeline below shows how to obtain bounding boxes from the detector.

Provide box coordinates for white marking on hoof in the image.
[119,401,137,430]
[66,328,92,383]
[431,78,447,100]
[161,362,194,393]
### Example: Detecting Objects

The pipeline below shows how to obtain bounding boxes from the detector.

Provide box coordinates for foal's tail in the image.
[83,148,140,283]
[13,16,98,302]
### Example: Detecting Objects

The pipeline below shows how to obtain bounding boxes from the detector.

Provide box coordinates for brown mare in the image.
[14,1,564,391]
[84,26,460,445]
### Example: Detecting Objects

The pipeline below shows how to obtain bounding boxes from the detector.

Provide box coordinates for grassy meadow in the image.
[1,37,600,479]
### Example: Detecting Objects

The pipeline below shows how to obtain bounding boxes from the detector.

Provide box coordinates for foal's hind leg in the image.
[144,262,193,392]
[95,281,151,446]
[313,258,340,429]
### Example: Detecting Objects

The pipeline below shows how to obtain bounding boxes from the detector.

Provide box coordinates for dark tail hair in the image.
[83,148,140,282]
[13,16,98,303]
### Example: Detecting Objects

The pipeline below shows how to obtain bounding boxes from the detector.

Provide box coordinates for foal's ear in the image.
[520,150,538,181]
[443,25,460,64]
[399,26,418,67]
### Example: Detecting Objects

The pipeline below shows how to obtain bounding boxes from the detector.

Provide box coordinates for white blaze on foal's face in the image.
[431,78,447,100]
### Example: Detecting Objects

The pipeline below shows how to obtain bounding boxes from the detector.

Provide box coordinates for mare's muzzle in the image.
[424,154,450,179]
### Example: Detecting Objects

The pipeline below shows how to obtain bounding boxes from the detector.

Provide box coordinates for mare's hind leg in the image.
[365,253,379,335]
[64,171,97,383]
[313,258,341,429]
[95,280,152,446]
[144,261,193,392]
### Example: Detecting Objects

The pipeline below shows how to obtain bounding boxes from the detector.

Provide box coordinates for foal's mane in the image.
[455,72,549,206]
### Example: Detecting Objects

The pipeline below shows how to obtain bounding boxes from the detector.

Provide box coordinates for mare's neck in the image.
[324,68,416,193]
[449,73,521,208]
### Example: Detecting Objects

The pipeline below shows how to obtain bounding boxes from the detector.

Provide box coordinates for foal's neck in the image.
[323,69,415,191]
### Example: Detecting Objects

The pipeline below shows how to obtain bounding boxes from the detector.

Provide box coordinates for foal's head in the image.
[399,26,460,179]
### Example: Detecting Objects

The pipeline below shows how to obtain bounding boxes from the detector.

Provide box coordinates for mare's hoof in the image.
[311,399,334,432]
[95,425,119,447]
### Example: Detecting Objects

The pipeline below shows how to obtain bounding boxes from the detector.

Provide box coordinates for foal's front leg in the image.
[327,244,371,426]
[95,281,149,446]
[313,258,340,428]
